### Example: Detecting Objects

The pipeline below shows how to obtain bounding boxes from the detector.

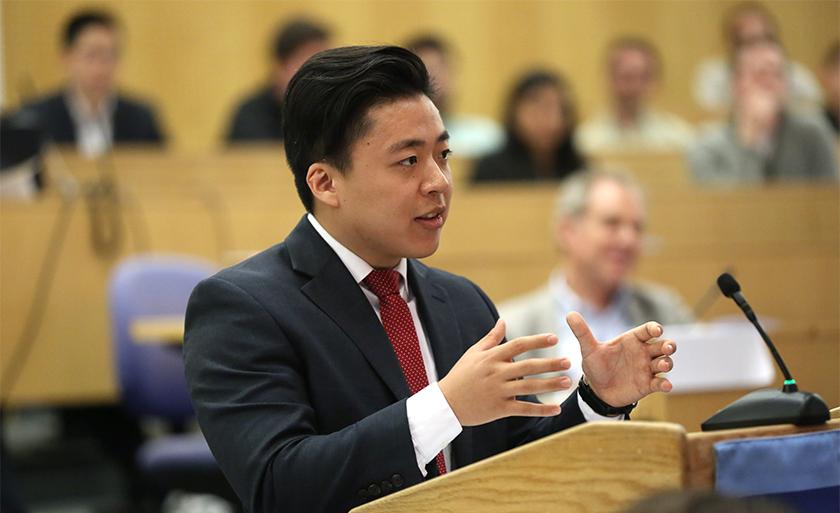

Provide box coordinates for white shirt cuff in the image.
[405,383,462,476]
[577,392,625,422]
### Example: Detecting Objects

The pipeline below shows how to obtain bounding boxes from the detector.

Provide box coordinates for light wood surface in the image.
[129,316,184,344]
[1,148,837,417]
[350,419,840,513]
[352,421,687,513]
[3,1,837,151]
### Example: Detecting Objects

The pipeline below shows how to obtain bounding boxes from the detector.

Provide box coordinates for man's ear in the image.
[555,216,575,252]
[306,162,340,209]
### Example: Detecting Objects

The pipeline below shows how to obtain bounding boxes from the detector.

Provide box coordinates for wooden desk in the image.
[1,148,837,414]
[130,316,185,344]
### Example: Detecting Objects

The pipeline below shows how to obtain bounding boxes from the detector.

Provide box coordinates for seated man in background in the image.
[405,34,503,158]
[578,37,694,153]
[820,40,839,135]
[688,38,838,184]
[693,1,821,113]
[472,69,586,182]
[501,170,693,405]
[14,10,164,157]
[225,18,330,143]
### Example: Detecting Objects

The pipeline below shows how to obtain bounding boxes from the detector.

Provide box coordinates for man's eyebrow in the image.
[387,131,450,153]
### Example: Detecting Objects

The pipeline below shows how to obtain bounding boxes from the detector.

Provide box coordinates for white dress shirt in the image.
[307,214,619,477]
[66,90,114,158]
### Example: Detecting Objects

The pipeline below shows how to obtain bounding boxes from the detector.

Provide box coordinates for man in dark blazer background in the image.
[184,46,677,513]
[14,10,164,156]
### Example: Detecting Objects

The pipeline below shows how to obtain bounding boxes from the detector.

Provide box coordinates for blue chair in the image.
[109,254,237,505]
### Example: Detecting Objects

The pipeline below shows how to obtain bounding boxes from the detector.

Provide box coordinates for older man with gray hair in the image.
[500,170,692,404]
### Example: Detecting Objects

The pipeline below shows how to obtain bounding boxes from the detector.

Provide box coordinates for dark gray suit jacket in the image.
[183,217,586,513]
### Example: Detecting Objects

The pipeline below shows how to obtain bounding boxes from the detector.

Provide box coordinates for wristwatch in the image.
[577,375,636,416]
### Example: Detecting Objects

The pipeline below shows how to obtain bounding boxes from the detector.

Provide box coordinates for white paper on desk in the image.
[661,320,776,394]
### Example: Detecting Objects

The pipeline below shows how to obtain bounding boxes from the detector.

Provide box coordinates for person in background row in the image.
[225,18,330,143]
[819,40,840,135]
[578,37,694,153]
[14,10,164,157]
[472,69,586,182]
[688,38,838,184]
[693,1,821,113]
[501,170,693,405]
[405,34,503,158]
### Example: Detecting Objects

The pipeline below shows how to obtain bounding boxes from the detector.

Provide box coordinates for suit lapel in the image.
[409,260,475,469]
[288,217,411,401]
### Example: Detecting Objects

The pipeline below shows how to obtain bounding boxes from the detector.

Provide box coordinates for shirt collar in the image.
[65,88,115,123]
[549,269,628,317]
[307,213,409,289]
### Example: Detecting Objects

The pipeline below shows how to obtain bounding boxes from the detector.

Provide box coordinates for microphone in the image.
[716,273,794,392]
[701,273,829,431]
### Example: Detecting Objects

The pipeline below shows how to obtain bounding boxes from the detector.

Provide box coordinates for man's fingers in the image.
[629,321,663,343]
[650,376,673,393]
[496,333,557,360]
[566,311,598,356]
[505,376,572,396]
[509,400,562,418]
[647,339,677,358]
[651,356,673,374]
[476,319,507,351]
[502,358,570,380]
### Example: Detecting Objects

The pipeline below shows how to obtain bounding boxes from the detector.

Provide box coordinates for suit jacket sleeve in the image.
[183,276,424,513]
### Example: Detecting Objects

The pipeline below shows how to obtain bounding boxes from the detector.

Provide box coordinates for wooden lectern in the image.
[350,419,840,513]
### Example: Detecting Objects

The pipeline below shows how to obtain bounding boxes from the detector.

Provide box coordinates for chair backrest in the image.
[714,429,840,513]
[109,254,216,423]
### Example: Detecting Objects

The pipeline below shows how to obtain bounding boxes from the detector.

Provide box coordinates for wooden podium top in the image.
[351,419,840,513]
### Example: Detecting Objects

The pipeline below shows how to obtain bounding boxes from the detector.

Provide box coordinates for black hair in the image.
[606,36,662,79]
[405,34,449,57]
[503,69,578,140]
[63,10,117,49]
[500,69,585,175]
[272,19,330,62]
[283,45,432,211]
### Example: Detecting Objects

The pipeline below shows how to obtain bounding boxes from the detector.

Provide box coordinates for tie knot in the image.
[363,269,401,299]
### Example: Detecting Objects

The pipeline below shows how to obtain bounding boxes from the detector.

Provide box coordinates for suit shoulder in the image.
[205,242,293,294]
[628,281,694,324]
[115,93,158,117]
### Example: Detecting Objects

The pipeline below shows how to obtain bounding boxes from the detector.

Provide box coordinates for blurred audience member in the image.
[622,489,795,513]
[500,170,692,404]
[14,10,164,157]
[820,40,840,135]
[689,38,838,184]
[406,34,503,158]
[578,37,693,153]
[225,18,330,143]
[693,1,821,113]
[472,69,585,182]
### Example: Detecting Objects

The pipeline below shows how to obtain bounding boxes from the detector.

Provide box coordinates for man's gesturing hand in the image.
[438,320,572,427]
[567,311,677,408]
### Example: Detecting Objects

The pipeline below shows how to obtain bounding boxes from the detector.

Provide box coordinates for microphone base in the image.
[701,388,830,432]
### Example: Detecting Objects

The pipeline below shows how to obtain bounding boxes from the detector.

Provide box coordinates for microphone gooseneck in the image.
[716,273,796,392]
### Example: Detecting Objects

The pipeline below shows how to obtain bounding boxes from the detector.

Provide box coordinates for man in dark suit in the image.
[184,46,677,513]
[224,18,330,143]
[15,10,163,156]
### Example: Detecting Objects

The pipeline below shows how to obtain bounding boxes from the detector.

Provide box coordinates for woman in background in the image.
[472,69,586,182]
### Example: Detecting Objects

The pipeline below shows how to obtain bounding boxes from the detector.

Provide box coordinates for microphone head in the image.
[717,272,741,298]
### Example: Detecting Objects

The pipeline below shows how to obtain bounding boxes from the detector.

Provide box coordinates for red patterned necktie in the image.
[363,269,447,476]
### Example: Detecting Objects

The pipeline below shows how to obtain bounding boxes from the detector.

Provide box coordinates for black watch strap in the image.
[577,375,636,416]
